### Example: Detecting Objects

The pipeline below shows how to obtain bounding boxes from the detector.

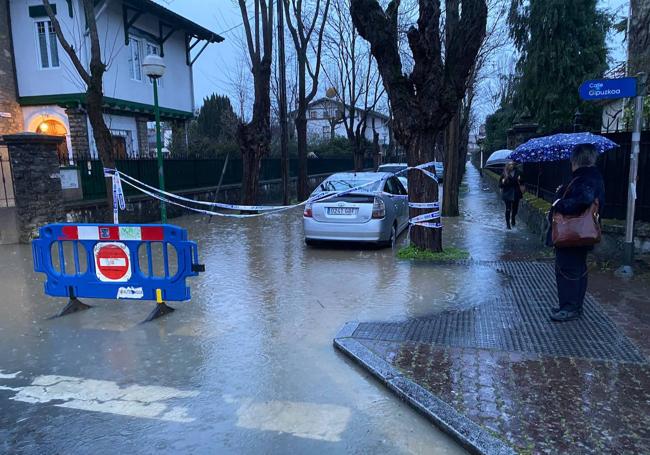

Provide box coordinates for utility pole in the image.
[277,0,290,205]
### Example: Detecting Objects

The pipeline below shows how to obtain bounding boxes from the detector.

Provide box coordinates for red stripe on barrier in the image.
[141,226,164,241]
[61,225,78,240]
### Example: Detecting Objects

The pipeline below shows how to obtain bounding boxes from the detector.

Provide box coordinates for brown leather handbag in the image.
[552,179,601,248]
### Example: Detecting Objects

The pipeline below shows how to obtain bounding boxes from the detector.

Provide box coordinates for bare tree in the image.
[442,0,510,216]
[238,0,275,205]
[284,0,331,200]
[43,0,114,217]
[323,0,385,170]
[350,0,487,251]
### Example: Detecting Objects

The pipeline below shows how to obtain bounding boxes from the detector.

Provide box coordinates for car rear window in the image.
[319,178,382,192]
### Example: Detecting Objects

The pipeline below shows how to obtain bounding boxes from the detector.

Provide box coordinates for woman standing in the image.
[499,162,524,229]
[548,144,605,322]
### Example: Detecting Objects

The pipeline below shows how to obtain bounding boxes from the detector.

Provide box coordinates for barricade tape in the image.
[408,201,440,209]
[103,162,443,228]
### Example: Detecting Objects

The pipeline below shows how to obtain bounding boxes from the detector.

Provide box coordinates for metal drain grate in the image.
[353,261,646,363]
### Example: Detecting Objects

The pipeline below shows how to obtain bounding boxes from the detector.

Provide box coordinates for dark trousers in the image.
[555,247,589,312]
[504,198,520,223]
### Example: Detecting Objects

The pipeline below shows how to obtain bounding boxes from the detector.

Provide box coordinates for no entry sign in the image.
[94,242,132,282]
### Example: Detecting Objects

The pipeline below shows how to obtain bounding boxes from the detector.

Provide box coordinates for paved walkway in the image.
[335,166,650,454]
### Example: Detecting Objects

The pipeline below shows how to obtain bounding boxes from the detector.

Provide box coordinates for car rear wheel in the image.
[305,238,317,247]
[381,223,397,249]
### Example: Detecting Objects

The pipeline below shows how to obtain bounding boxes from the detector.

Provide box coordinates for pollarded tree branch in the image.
[443,0,488,99]
[42,0,91,86]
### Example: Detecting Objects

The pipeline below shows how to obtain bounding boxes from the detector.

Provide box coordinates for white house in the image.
[0,0,222,161]
[291,98,392,145]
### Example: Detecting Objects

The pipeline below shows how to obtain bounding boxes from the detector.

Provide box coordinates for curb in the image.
[334,323,516,455]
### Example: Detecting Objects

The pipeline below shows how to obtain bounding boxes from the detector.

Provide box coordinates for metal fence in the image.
[520,131,650,222]
[0,145,15,208]
[75,157,374,200]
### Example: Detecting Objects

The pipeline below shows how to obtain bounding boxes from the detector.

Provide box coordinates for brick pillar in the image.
[65,107,90,157]
[135,116,149,157]
[3,133,66,243]
[507,116,539,150]
[0,0,23,135]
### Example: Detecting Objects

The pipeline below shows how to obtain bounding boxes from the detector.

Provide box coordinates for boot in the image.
[505,212,511,230]
[511,215,516,227]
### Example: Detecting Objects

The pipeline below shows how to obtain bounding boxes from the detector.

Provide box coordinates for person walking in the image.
[499,161,524,229]
[548,144,605,322]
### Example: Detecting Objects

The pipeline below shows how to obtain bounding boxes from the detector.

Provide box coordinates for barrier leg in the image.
[51,287,92,319]
[142,289,174,323]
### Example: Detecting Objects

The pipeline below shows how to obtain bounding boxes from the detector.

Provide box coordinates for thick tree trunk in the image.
[407,130,442,252]
[372,132,381,169]
[629,0,650,76]
[238,64,271,205]
[87,84,115,221]
[296,61,309,200]
[238,125,262,205]
[353,134,364,171]
[295,111,308,199]
[443,111,460,217]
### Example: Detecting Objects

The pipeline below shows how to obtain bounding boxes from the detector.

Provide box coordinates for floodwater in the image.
[0,165,542,454]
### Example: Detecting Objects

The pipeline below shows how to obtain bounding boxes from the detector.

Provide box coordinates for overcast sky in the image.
[158,0,630,121]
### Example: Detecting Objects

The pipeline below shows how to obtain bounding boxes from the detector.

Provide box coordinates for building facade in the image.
[291,98,392,145]
[1,0,222,161]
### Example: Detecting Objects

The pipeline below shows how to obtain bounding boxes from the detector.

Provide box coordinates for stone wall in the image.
[65,107,90,156]
[0,0,23,135]
[3,133,66,243]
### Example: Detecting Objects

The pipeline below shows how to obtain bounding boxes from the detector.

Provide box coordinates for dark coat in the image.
[499,169,524,202]
[545,165,605,247]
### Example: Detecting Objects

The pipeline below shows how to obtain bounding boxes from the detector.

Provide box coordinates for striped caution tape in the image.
[103,163,443,228]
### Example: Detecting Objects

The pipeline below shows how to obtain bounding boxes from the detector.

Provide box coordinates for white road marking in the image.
[232,396,351,442]
[0,374,198,422]
[0,370,21,379]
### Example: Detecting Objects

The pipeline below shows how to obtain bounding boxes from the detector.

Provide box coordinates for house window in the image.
[128,36,142,81]
[322,126,330,139]
[36,20,59,68]
[310,110,318,119]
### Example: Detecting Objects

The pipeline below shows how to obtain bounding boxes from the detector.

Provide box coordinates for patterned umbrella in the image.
[509,132,619,163]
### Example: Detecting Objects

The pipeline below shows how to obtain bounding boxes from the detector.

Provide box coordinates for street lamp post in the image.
[143,54,167,223]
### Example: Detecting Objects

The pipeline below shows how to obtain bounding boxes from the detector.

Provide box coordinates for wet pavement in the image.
[334,166,650,454]
[0,168,508,454]
[2,164,647,454]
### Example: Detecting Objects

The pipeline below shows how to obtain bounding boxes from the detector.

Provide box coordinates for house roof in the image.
[123,0,224,43]
[293,97,390,121]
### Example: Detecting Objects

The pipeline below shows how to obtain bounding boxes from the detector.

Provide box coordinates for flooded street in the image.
[0,166,540,454]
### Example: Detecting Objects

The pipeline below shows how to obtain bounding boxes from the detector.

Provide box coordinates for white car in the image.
[303,172,409,247]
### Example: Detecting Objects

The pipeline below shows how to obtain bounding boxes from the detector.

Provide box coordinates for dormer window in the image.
[128,35,142,81]
[36,20,59,69]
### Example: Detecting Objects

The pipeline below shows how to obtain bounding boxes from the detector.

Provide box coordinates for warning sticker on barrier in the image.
[94,242,132,282]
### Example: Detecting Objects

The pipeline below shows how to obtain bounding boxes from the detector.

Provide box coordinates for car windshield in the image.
[319,177,382,193]
[378,165,406,174]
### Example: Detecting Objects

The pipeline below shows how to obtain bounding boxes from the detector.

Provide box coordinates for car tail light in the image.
[372,197,385,219]
[303,202,313,218]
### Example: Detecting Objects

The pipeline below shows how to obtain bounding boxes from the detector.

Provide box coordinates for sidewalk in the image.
[335,166,650,454]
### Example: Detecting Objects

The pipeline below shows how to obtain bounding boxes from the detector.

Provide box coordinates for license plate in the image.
[328,207,358,215]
